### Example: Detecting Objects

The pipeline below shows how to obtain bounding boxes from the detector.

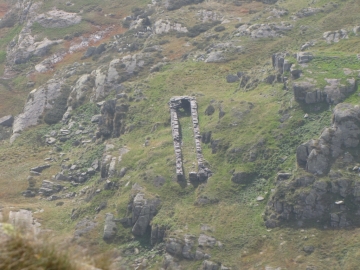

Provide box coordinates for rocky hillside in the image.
[0,0,360,269]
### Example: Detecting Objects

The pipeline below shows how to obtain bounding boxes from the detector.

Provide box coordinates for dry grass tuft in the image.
[0,224,112,270]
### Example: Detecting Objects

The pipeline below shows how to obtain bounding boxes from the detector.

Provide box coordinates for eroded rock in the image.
[35,9,81,28]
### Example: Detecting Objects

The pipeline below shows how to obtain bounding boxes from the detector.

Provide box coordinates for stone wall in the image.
[169,96,211,182]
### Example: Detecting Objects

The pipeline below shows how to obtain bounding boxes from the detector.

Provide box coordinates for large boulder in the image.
[119,187,161,237]
[38,180,63,196]
[296,52,313,63]
[131,193,161,236]
[323,29,348,43]
[231,171,255,184]
[103,213,117,241]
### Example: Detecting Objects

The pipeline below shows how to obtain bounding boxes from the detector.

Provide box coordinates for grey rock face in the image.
[103,213,117,241]
[166,238,184,256]
[0,0,35,28]
[67,74,93,106]
[231,171,254,184]
[205,51,226,63]
[300,41,315,51]
[151,224,166,245]
[39,180,63,196]
[303,245,315,254]
[202,131,212,144]
[31,164,51,173]
[237,23,292,38]
[162,254,182,270]
[97,99,129,139]
[165,233,211,261]
[83,47,97,59]
[131,193,161,236]
[0,115,14,127]
[55,173,69,181]
[354,26,360,35]
[8,32,61,65]
[226,74,239,83]
[120,189,161,237]
[198,234,216,247]
[297,52,313,63]
[323,78,357,105]
[272,52,292,74]
[82,44,106,59]
[266,105,360,228]
[293,79,356,105]
[182,234,197,259]
[205,105,215,116]
[297,103,360,175]
[323,29,348,43]
[201,260,220,270]
[12,79,64,136]
[154,19,188,34]
[35,10,81,28]
[91,114,102,123]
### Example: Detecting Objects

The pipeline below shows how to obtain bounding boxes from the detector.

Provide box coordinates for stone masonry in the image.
[169,96,211,182]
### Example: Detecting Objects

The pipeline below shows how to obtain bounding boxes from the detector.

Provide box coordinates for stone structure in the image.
[169,96,211,182]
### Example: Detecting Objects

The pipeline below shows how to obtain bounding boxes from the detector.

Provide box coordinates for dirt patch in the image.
[0,4,8,18]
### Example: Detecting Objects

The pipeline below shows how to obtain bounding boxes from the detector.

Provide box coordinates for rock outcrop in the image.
[297,103,360,175]
[293,78,356,105]
[265,104,360,228]
[96,99,129,139]
[35,9,81,28]
[323,29,348,43]
[103,213,117,241]
[154,20,188,34]
[237,22,293,38]
[164,232,224,265]
[120,188,161,237]
[11,79,64,140]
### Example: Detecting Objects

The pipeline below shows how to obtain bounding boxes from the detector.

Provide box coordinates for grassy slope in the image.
[0,0,360,269]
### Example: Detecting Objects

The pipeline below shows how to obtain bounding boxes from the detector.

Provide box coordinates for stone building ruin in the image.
[169,96,211,183]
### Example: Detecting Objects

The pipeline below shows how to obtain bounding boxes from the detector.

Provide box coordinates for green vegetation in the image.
[0,0,360,268]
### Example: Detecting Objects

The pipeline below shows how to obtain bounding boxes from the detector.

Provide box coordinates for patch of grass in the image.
[31,21,93,40]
